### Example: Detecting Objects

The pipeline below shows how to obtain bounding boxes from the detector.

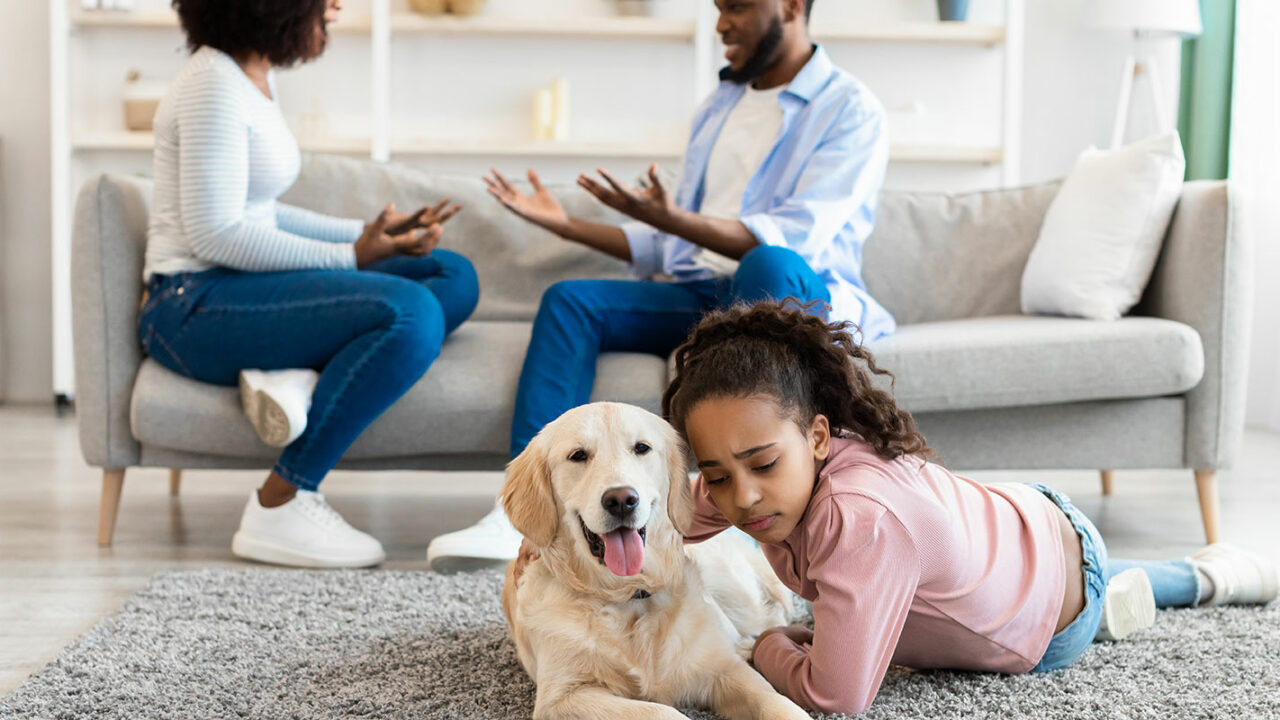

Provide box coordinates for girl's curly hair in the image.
[662,300,932,462]
[173,0,329,67]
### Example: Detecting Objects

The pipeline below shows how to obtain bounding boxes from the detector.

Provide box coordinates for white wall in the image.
[0,0,53,403]
[0,0,1196,408]
[1232,0,1280,432]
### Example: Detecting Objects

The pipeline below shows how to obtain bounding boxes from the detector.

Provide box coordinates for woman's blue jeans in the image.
[137,251,479,491]
[1031,483,1203,672]
[509,245,831,458]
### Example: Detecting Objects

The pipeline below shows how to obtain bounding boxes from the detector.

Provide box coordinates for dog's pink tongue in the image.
[602,528,644,576]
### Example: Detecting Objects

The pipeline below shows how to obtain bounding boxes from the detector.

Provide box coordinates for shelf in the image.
[71,131,1002,165]
[69,8,372,33]
[389,13,696,40]
[70,9,1001,46]
[71,130,372,154]
[890,144,1003,164]
[814,21,1006,47]
[68,9,693,39]
[391,138,685,158]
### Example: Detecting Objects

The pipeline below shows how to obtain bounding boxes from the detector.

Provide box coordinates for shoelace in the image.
[295,492,348,530]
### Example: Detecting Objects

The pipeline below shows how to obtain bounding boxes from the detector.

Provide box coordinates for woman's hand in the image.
[354,205,443,269]
[384,199,462,237]
[577,163,679,231]
[484,169,570,236]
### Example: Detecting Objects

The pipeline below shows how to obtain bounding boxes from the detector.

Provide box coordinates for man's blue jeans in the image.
[1031,483,1202,672]
[137,251,479,490]
[509,245,830,457]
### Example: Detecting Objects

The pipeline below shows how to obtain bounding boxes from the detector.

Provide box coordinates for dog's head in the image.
[500,402,693,590]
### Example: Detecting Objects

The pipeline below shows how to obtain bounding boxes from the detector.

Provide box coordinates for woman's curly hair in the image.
[172,0,329,67]
[662,300,933,462]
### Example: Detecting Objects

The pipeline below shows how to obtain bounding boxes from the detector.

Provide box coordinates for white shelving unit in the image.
[48,0,1024,399]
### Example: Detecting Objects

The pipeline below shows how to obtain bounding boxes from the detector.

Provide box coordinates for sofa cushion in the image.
[1021,132,1186,321]
[282,155,634,323]
[869,315,1204,412]
[130,321,668,460]
[863,182,1061,325]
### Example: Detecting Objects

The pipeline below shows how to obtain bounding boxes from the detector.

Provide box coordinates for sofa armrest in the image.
[72,175,152,469]
[1138,181,1251,469]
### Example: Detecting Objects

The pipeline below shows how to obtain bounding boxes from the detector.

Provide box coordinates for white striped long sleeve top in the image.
[144,46,362,280]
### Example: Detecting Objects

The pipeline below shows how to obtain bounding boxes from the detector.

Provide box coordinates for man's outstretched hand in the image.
[484,169,570,236]
[578,163,679,231]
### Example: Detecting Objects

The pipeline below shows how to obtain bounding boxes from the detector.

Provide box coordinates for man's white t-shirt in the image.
[693,83,786,276]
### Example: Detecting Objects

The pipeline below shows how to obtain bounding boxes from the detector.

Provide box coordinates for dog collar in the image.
[631,589,652,600]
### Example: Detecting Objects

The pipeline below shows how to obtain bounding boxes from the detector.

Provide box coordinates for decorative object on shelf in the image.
[936,0,970,22]
[531,78,570,142]
[448,0,487,16]
[79,0,135,8]
[122,70,165,133]
[81,0,134,9]
[407,0,447,15]
[408,0,487,16]
[1089,0,1202,149]
[615,0,668,18]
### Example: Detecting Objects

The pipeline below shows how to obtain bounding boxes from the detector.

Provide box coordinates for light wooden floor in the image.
[2,404,1278,696]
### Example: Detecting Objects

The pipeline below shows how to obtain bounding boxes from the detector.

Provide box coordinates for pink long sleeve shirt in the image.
[685,437,1067,714]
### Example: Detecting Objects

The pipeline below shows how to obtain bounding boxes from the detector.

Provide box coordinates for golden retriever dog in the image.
[500,402,809,720]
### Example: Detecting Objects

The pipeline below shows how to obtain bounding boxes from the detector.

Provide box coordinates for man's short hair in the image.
[806,0,815,17]
[172,0,327,67]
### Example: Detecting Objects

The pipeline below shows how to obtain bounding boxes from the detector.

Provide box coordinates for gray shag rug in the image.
[3,568,1278,719]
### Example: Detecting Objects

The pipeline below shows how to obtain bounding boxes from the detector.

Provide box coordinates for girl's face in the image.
[684,394,830,544]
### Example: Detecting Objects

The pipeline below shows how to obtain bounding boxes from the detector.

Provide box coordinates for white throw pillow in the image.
[1021,132,1186,321]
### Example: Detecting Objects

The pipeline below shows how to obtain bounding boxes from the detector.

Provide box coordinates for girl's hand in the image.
[354,205,443,269]
[753,624,815,656]
[384,199,462,236]
[483,168,571,236]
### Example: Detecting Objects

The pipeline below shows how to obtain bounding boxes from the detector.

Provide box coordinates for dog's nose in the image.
[602,487,640,519]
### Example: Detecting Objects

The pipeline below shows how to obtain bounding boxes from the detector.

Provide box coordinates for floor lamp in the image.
[1093,0,1203,148]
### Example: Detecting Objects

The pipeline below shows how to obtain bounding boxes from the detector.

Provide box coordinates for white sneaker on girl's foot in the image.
[231,489,385,568]
[1189,543,1279,606]
[1096,568,1157,641]
[239,369,319,447]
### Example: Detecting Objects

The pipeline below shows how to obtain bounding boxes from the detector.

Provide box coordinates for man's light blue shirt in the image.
[621,45,896,341]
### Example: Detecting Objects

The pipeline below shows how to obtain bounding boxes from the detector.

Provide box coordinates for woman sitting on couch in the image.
[139,0,479,568]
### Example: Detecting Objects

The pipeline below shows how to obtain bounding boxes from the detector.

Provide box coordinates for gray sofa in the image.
[73,155,1249,547]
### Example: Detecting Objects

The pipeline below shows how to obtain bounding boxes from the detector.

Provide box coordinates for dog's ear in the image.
[501,438,558,548]
[665,428,694,535]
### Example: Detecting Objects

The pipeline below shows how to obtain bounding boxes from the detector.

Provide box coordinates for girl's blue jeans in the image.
[1031,483,1203,672]
[137,251,479,491]
[509,245,832,458]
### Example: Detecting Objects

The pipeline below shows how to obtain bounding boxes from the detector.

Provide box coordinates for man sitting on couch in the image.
[427,0,896,570]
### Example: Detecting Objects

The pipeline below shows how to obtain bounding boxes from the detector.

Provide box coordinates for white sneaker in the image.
[1188,542,1279,606]
[426,501,524,573]
[239,369,319,447]
[231,489,385,568]
[1096,567,1157,641]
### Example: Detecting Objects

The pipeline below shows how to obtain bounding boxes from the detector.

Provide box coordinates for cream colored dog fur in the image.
[501,402,809,720]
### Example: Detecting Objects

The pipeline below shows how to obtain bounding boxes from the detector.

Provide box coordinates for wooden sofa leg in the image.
[1100,470,1115,496]
[169,468,182,496]
[98,468,126,547]
[1194,469,1221,545]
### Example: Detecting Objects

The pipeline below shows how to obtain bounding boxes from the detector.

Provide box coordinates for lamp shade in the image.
[1091,0,1203,37]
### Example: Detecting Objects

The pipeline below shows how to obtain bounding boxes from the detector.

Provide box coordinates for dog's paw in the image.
[735,635,757,662]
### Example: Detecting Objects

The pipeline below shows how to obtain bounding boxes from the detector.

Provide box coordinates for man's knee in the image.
[734,245,819,301]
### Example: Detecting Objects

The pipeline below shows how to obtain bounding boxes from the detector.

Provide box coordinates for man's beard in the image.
[720,16,785,85]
